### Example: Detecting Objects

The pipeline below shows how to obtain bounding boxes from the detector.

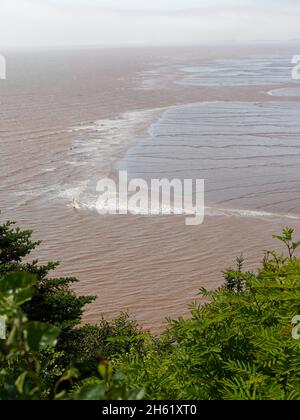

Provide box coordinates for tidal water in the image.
[1,46,300,331]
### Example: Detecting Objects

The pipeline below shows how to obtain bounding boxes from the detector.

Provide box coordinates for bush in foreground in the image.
[116,228,300,400]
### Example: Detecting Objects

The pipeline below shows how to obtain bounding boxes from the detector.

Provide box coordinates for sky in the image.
[1,0,300,47]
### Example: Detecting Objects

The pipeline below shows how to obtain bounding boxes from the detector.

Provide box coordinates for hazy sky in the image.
[1,0,300,47]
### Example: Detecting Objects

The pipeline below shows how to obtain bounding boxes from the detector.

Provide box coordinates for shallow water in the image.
[179,57,300,86]
[119,101,300,217]
[1,46,300,332]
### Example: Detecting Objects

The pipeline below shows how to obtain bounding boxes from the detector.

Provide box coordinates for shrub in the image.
[116,228,300,400]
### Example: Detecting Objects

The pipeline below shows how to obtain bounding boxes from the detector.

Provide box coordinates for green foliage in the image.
[0,271,143,400]
[223,254,248,293]
[0,217,96,391]
[73,360,144,401]
[0,271,61,399]
[0,221,40,266]
[116,228,300,400]
[0,217,95,329]
[0,217,148,400]
[273,227,300,259]
[59,314,147,378]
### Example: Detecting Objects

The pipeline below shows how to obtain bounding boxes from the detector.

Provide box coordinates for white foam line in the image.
[266,88,300,98]
[206,206,299,220]
[68,198,300,221]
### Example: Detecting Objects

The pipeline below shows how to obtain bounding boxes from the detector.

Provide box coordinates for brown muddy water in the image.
[1,45,300,333]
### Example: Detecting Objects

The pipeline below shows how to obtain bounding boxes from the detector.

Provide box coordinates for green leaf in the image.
[0,272,36,295]
[58,368,80,383]
[292,241,300,251]
[14,287,35,305]
[76,384,105,400]
[15,372,28,394]
[98,363,113,381]
[127,389,145,400]
[283,227,294,240]
[272,235,285,243]
[26,322,60,352]
[54,367,80,399]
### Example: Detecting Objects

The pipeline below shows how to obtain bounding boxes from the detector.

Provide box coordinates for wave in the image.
[267,88,300,97]
[206,206,299,220]
[67,192,299,222]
